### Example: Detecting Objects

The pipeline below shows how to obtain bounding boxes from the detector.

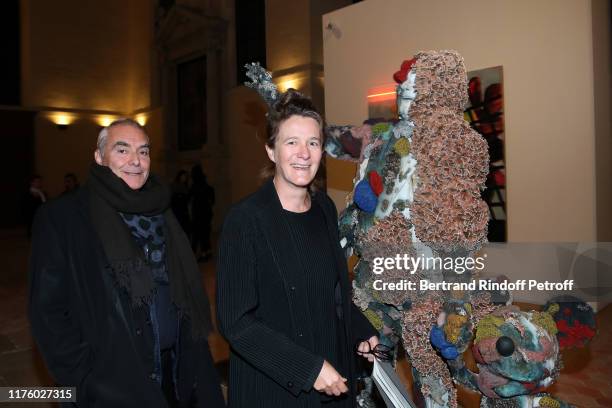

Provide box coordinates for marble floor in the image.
[1,228,610,407]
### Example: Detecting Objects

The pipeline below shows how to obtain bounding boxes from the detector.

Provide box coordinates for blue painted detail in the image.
[354,179,378,213]
[430,326,459,360]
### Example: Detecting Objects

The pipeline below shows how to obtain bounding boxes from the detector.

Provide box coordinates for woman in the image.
[217,89,378,407]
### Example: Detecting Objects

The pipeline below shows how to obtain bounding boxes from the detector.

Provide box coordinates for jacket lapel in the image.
[253,180,315,345]
[313,193,353,339]
[253,181,357,390]
[315,193,348,282]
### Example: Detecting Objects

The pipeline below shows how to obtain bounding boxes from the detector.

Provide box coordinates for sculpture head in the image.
[397,71,417,121]
[472,310,560,399]
[410,50,469,121]
[394,58,418,122]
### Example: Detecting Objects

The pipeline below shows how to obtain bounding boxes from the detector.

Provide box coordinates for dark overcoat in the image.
[216,179,376,407]
[28,187,223,408]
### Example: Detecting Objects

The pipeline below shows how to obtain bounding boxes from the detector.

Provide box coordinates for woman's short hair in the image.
[263,89,326,189]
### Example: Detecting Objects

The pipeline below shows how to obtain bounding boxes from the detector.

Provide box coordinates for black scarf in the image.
[88,163,212,341]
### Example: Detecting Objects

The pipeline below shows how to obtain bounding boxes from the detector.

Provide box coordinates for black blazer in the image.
[216,179,376,407]
[28,187,223,408]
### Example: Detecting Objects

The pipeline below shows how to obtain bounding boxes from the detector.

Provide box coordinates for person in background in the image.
[171,170,191,237]
[24,175,46,238]
[216,90,378,407]
[62,172,80,195]
[29,118,225,407]
[190,164,215,262]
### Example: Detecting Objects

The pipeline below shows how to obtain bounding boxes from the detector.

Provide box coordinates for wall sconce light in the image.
[134,113,147,126]
[278,79,298,92]
[49,112,75,130]
[277,76,303,93]
[367,85,397,102]
[96,115,117,128]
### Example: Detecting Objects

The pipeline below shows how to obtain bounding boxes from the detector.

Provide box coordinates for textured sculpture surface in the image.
[244,54,581,408]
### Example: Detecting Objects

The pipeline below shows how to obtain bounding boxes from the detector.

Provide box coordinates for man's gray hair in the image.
[96,118,147,158]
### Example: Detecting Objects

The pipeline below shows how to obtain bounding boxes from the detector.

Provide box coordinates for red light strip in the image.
[367,91,396,98]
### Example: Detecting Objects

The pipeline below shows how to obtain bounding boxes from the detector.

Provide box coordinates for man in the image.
[29,118,225,407]
[62,172,80,195]
[24,175,46,237]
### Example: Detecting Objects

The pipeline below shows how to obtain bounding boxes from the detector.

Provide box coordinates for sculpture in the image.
[244,53,584,408]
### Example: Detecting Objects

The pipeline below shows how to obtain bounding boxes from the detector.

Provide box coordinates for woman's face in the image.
[265,115,323,190]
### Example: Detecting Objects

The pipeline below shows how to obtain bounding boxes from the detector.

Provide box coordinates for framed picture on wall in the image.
[464,66,506,242]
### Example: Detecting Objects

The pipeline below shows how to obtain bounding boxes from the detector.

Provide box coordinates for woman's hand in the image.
[356,335,379,363]
[314,360,348,396]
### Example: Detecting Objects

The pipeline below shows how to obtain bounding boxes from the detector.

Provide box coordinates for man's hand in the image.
[313,360,348,396]
[356,335,379,363]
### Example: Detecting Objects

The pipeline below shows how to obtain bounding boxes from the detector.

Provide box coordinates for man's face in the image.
[265,115,323,191]
[94,124,151,190]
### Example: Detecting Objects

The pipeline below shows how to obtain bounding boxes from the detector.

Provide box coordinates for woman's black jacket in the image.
[216,179,377,407]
